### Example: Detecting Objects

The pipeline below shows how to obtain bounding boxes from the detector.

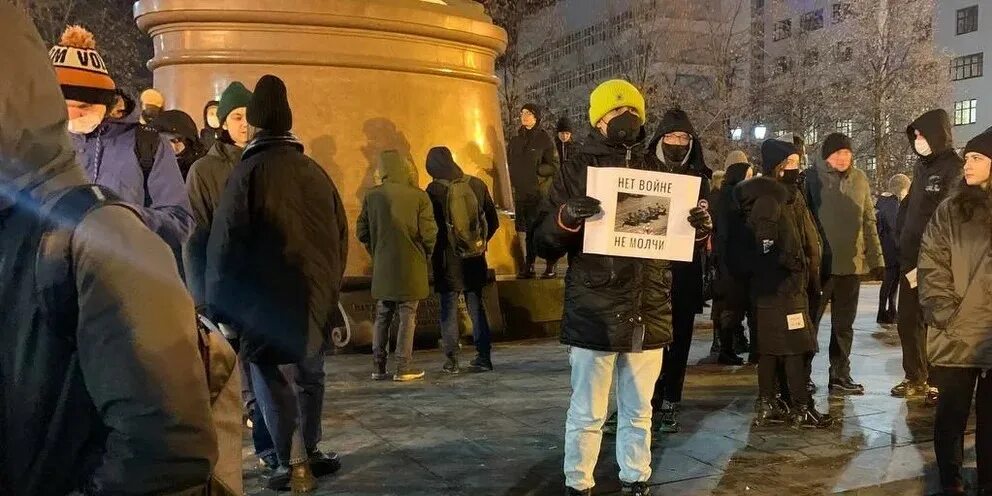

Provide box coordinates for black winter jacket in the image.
[426,150,500,293]
[647,110,712,311]
[734,177,821,355]
[534,129,673,352]
[206,132,348,364]
[875,193,901,269]
[508,125,558,197]
[900,109,963,271]
[919,186,992,368]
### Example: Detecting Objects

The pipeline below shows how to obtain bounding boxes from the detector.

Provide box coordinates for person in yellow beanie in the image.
[140,88,166,124]
[532,79,711,496]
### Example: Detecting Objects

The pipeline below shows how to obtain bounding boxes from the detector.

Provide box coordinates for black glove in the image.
[687,206,712,237]
[560,196,602,228]
[869,266,886,281]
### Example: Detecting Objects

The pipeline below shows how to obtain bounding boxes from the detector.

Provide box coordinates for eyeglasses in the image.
[663,133,691,145]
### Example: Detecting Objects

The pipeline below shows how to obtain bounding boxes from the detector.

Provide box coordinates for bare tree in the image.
[11,0,152,94]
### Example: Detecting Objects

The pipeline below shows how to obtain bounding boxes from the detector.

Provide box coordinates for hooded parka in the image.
[0,6,216,494]
[356,151,438,301]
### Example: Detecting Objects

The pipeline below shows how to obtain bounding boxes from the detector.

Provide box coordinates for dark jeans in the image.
[932,367,992,490]
[373,300,419,370]
[515,191,559,269]
[877,266,899,319]
[242,358,275,459]
[897,276,929,383]
[250,349,326,466]
[816,274,861,382]
[439,290,492,359]
[759,354,808,407]
[652,304,695,408]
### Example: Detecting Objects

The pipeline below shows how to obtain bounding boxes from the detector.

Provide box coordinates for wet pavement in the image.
[244,283,974,495]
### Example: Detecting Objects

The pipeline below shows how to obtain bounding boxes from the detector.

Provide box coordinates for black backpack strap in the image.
[35,185,124,344]
[134,125,160,207]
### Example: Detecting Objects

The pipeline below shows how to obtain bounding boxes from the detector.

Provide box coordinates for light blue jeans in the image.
[564,346,664,491]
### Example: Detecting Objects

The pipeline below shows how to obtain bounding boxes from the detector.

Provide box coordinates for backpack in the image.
[35,185,242,495]
[440,177,488,258]
[134,125,160,207]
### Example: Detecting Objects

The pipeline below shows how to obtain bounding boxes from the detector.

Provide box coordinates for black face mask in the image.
[662,143,690,164]
[142,109,161,123]
[780,169,800,185]
[606,112,641,145]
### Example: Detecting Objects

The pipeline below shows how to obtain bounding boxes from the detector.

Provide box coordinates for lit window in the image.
[953,99,978,125]
[865,156,876,171]
[731,127,743,141]
[836,119,853,135]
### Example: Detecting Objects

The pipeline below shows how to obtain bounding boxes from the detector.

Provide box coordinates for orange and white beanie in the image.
[49,25,116,105]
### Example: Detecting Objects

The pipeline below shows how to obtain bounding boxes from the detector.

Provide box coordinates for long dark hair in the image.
[950,180,992,223]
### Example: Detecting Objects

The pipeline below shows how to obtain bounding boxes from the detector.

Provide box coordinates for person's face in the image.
[224,107,249,146]
[66,100,107,121]
[558,131,572,143]
[166,134,186,155]
[779,154,801,175]
[206,105,220,129]
[745,166,755,179]
[109,96,126,119]
[595,106,640,135]
[963,152,992,187]
[662,132,691,146]
[520,109,537,129]
[826,149,853,171]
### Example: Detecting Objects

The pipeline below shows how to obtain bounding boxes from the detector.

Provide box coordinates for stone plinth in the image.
[134,0,514,277]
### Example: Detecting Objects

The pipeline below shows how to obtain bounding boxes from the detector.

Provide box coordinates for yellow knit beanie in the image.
[588,79,646,127]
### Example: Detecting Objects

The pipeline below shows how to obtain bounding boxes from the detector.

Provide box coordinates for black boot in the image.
[752,397,789,426]
[791,404,833,429]
[718,351,744,365]
[565,487,592,496]
[518,264,536,279]
[621,481,651,495]
[541,260,558,279]
[735,329,750,355]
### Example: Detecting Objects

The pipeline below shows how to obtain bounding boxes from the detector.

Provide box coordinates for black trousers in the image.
[877,266,900,319]
[515,191,559,268]
[759,354,809,407]
[932,367,992,490]
[897,275,929,383]
[652,304,696,409]
[816,274,861,382]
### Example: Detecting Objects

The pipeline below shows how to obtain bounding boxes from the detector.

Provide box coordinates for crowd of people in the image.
[4,6,992,496]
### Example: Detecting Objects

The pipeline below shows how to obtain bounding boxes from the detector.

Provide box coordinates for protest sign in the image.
[582,167,701,261]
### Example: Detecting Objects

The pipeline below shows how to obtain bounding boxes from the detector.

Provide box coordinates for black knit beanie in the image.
[964,129,992,160]
[760,139,796,175]
[556,116,573,133]
[821,132,853,159]
[522,103,542,123]
[248,74,293,133]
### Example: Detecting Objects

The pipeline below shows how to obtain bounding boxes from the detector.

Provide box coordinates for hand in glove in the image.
[687,206,712,238]
[558,196,602,230]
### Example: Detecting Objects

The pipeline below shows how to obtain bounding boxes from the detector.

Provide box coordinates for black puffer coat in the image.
[508,124,558,197]
[712,163,752,310]
[647,109,712,312]
[734,176,821,355]
[919,185,992,368]
[425,147,500,293]
[534,129,673,352]
[900,109,963,271]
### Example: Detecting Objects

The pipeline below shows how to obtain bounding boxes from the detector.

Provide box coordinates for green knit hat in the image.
[217,81,252,124]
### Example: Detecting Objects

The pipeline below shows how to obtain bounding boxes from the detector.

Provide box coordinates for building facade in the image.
[936,0,991,147]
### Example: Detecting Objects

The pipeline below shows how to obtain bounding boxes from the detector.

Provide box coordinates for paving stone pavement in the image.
[243,284,978,495]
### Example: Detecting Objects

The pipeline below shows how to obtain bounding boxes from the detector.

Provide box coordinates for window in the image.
[865,156,876,171]
[954,99,978,125]
[834,41,853,62]
[957,6,978,35]
[836,119,853,135]
[803,49,820,66]
[832,2,852,23]
[773,19,792,41]
[950,53,984,80]
[754,0,765,11]
[801,9,824,31]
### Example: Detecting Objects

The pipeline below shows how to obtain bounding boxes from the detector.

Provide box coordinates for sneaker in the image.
[468,354,493,372]
[925,386,940,405]
[717,352,744,366]
[565,487,592,496]
[265,463,317,492]
[791,405,834,429]
[309,450,341,478]
[259,453,279,471]
[371,361,391,381]
[541,264,558,279]
[603,411,618,434]
[828,377,865,395]
[655,401,680,433]
[393,368,426,382]
[621,481,651,495]
[890,379,929,398]
[442,356,461,374]
[752,397,790,427]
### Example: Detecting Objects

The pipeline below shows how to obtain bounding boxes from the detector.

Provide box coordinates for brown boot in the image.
[290,462,317,493]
